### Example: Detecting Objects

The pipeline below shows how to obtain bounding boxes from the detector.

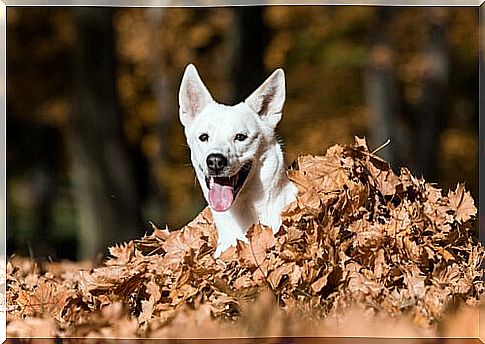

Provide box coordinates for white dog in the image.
[178,64,298,257]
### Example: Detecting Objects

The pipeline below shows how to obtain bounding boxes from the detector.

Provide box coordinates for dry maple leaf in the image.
[447,184,477,224]
[145,279,162,303]
[16,280,71,319]
[106,241,135,266]
[296,186,321,211]
[267,262,295,290]
[367,161,401,197]
[78,265,132,292]
[311,269,332,294]
[287,168,313,191]
[237,224,276,269]
[162,225,211,268]
[298,152,351,191]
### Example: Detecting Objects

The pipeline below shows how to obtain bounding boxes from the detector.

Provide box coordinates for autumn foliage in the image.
[6,138,483,338]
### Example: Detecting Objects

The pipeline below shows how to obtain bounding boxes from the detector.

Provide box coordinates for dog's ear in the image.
[245,68,285,129]
[179,64,214,127]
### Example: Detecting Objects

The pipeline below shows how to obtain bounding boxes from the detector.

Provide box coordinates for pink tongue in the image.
[208,184,234,212]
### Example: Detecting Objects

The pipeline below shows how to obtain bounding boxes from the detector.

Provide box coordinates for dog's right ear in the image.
[179,64,214,127]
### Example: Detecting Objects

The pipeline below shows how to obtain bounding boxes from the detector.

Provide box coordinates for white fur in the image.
[178,64,298,257]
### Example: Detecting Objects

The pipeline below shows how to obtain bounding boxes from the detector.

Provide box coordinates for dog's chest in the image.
[213,180,296,233]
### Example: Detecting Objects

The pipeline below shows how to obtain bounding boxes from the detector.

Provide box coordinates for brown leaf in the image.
[311,274,329,294]
[145,279,162,303]
[79,265,131,291]
[367,162,401,196]
[106,241,135,266]
[297,150,350,191]
[237,224,276,268]
[233,274,257,289]
[354,136,368,150]
[16,280,71,319]
[448,184,477,224]
[296,186,321,210]
[138,299,155,324]
[267,263,293,289]
[163,226,209,268]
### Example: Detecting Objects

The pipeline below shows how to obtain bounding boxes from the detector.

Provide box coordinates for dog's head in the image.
[178,64,286,212]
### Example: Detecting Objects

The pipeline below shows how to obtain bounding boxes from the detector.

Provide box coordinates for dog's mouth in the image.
[205,161,252,212]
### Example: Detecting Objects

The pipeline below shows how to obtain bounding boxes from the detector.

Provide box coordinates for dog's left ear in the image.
[245,69,285,129]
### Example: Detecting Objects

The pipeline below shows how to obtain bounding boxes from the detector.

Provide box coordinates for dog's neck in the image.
[249,139,290,205]
[210,138,296,245]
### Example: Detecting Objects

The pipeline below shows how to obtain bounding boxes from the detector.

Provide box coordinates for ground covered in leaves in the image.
[6,138,484,338]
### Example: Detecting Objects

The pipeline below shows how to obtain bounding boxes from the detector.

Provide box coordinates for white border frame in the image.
[1,1,482,343]
[1,1,5,343]
[3,0,485,6]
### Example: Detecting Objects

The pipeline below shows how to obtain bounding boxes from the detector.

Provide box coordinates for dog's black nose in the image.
[206,153,227,173]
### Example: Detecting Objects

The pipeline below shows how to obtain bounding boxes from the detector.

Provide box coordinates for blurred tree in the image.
[6,8,75,260]
[365,7,398,165]
[69,8,143,260]
[411,9,449,181]
[27,127,61,258]
[141,7,171,224]
[227,7,267,103]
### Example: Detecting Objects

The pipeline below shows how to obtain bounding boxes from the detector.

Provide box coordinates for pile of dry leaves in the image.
[6,138,484,338]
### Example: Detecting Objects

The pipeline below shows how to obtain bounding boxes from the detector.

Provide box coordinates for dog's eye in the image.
[235,133,248,142]
[199,133,209,142]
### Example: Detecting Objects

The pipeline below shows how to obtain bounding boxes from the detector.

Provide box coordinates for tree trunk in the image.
[142,7,171,224]
[69,8,142,260]
[227,7,267,103]
[412,9,449,181]
[364,7,397,166]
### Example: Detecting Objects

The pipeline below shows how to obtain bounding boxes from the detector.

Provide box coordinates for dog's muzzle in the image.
[204,159,252,212]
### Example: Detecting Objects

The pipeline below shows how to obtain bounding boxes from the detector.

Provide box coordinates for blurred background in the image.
[6,6,479,261]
